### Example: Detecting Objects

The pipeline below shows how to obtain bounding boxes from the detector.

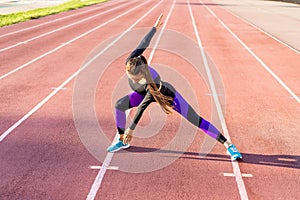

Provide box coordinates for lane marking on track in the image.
[89,166,119,170]
[187,0,249,199]
[50,87,67,90]
[86,1,176,199]
[223,173,253,178]
[0,0,146,81]
[0,0,152,142]
[277,157,297,162]
[200,1,300,104]
[0,0,128,38]
[206,93,223,96]
[0,0,136,52]
[289,96,300,99]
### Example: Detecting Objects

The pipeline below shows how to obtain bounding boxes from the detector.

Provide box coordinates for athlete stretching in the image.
[107,14,242,160]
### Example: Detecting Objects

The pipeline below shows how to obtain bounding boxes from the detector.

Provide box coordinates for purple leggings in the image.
[115,91,226,143]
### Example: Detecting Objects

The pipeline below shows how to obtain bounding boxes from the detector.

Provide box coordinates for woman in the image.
[107,14,242,160]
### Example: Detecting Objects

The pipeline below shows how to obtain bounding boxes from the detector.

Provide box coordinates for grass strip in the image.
[0,0,107,27]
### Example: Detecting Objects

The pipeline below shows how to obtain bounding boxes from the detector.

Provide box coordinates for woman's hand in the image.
[154,13,163,29]
[122,128,134,144]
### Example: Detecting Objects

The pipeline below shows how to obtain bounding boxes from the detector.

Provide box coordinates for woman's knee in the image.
[115,96,130,111]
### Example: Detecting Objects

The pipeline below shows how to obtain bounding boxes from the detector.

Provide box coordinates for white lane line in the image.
[187,1,249,200]
[0,1,136,52]
[148,0,176,63]
[223,173,253,178]
[290,96,300,99]
[86,134,118,200]
[0,0,152,142]
[0,0,127,38]
[89,166,119,170]
[206,93,223,96]
[50,87,67,90]
[201,1,300,104]
[277,157,297,162]
[86,1,176,199]
[0,0,146,81]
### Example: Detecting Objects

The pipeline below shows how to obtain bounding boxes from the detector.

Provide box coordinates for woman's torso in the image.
[128,66,176,98]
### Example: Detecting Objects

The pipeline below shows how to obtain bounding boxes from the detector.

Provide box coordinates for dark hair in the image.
[126,56,173,114]
[126,56,147,75]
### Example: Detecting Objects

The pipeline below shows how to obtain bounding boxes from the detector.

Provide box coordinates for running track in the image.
[0,0,299,199]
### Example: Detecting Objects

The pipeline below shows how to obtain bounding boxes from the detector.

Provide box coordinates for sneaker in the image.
[226,144,242,160]
[107,139,130,153]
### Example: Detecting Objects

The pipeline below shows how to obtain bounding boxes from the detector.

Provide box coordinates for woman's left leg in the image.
[172,91,227,144]
[171,91,242,159]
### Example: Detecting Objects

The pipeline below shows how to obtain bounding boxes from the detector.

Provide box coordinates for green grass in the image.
[0,0,107,27]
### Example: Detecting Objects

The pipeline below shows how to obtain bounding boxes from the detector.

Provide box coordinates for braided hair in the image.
[126,56,173,114]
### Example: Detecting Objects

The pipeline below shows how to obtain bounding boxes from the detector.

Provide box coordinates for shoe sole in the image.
[108,144,130,153]
[231,156,242,161]
[227,151,242,161]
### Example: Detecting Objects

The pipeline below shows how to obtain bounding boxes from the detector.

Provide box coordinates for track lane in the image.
[0,0,196,199]
[0,1,136,52]
[4,0,241,198]
[0,0,155,136]
[191,0,300,199]
[209,0,300,99]
[204,1,300,103]
[0,1,140,79]
[0,86,100,199]
[187,0,248,198]
[94,0,244,199]
[0,0,124,38]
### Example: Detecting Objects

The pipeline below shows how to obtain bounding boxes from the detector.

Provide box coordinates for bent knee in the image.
[115,96,130,111]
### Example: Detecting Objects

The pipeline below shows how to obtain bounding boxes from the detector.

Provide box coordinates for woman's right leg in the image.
[108,92,145,152]
[115,91,145,134]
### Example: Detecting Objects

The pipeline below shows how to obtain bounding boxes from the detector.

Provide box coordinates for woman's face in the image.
[126,72,146,84]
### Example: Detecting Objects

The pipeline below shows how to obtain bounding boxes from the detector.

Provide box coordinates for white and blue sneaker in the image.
[107,139,130,153]
[226,144,242,160]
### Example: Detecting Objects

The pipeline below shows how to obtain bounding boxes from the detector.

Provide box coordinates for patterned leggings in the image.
[115,91,227,144]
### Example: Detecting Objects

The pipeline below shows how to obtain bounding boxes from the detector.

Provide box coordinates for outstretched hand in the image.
[122,128,134,144]
[154,13,163,29]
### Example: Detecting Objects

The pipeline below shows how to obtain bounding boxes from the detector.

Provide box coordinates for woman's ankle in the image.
[224,141,232,149]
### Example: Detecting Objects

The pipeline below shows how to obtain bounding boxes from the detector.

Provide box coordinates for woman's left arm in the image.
[122,92,154,144]
[125,14,163,63]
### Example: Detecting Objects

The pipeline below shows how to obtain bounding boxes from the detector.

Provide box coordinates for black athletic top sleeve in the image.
[125,27,158,130]
[129,92,156,130]
[125,27,157,63]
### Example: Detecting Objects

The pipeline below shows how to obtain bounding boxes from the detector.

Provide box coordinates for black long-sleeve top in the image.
[126,27,172,130]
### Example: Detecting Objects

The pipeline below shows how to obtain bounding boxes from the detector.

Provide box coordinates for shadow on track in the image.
[122,146,300,170]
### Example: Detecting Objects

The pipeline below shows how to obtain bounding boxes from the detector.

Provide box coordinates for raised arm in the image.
[125,27,157,62]
[125,13,163,63]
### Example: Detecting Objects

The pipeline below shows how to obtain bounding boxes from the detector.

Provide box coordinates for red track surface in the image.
[0,0,299,199]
